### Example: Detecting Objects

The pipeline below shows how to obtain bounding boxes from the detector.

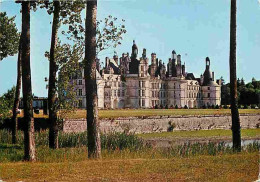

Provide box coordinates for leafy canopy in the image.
[0,12,20,61]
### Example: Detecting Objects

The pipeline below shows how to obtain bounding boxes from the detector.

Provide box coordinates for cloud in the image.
[258,0,260,5]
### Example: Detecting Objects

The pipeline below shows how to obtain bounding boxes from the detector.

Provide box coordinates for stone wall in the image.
[62,114,260,134]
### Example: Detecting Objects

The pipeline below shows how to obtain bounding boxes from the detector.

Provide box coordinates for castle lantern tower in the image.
[202,57,213,86]
[142,48,147,59]
[131,40,138,59]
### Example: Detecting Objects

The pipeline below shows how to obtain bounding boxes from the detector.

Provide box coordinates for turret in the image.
[113,54,118,65]
[142,48,147,59]
[172,50,177,60]
[131,40,138,59]
[202,57,213,86]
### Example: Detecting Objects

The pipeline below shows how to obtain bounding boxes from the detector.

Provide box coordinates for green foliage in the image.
[0,12,20,60]
[62,14,127,56]
[0,87,16,121]
[221,77,260,106]
[45,41,80,119]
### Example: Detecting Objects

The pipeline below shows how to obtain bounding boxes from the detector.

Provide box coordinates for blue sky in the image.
[0,0,260,97]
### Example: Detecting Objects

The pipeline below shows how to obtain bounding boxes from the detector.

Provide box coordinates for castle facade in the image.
[72,41,221,109]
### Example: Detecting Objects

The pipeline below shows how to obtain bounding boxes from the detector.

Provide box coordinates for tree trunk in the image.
[85,0,101,159]
[12,35,22,144]
[21,1,36,161]
[229,0,241,152]
[48,1,60,149]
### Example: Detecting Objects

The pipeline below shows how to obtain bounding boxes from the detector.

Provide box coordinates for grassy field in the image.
[138,128,260,139]
[0,152,259,182]
[0,129,259,181]
[18,109,260,119]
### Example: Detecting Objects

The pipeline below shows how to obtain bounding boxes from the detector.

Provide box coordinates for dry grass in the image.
[18,109,260,119]
[0,152,258,182]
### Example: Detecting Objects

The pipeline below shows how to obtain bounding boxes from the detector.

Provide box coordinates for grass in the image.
[0,129,259,181]
[17,109,260,119]
[0,151,259,182]
[138,128,260,139]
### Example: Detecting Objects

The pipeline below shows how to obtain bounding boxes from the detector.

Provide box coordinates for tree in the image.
[48,0,61,149]
[0,12,20,60]
[20,1,36,161]
[11,36,22,144]
[39,0,85,149]
[0,12,21,144]
[85,0,101,158]
[229,0,241,152]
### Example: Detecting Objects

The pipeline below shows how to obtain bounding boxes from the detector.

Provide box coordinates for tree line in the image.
[221,77,260,108]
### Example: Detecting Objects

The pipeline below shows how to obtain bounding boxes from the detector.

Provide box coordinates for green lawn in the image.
[138,128,260,139]
[18,109,260,119]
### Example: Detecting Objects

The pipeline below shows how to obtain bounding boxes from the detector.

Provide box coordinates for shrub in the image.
[215,105,220,109]
[243,105,249,109]
[184,105,188,109]
[167,121,176,132]
[223,105,228,109]
[175,105,178,109]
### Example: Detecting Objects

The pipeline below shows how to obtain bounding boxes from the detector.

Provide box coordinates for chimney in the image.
[105,57,109,68]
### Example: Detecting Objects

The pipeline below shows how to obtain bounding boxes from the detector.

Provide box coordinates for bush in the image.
[184,105,188,109]
[243,105,249,109]
[167,121,176,132]
[215,105,220,109]
[251,104,257,109]
[175,105,178,109]
[223,105,228,109]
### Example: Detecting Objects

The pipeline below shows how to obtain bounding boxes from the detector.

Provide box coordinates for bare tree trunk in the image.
[21,1,36,161]
[230,0,241,152]
[85,0,101,159]
[12,35,22,144]
[48,1,60,149]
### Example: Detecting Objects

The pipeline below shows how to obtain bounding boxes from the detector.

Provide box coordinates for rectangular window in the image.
[78,80,82,85]
[114,90,116,97]
[142,99,145,107]
[78,100,82,108]
[142,90,145,97]
[208,93,210,98]
[118,90,120,97]
[114,82,117,87]
[79,89,82,96]
[122,90,125,97]
[208,87,210,90]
